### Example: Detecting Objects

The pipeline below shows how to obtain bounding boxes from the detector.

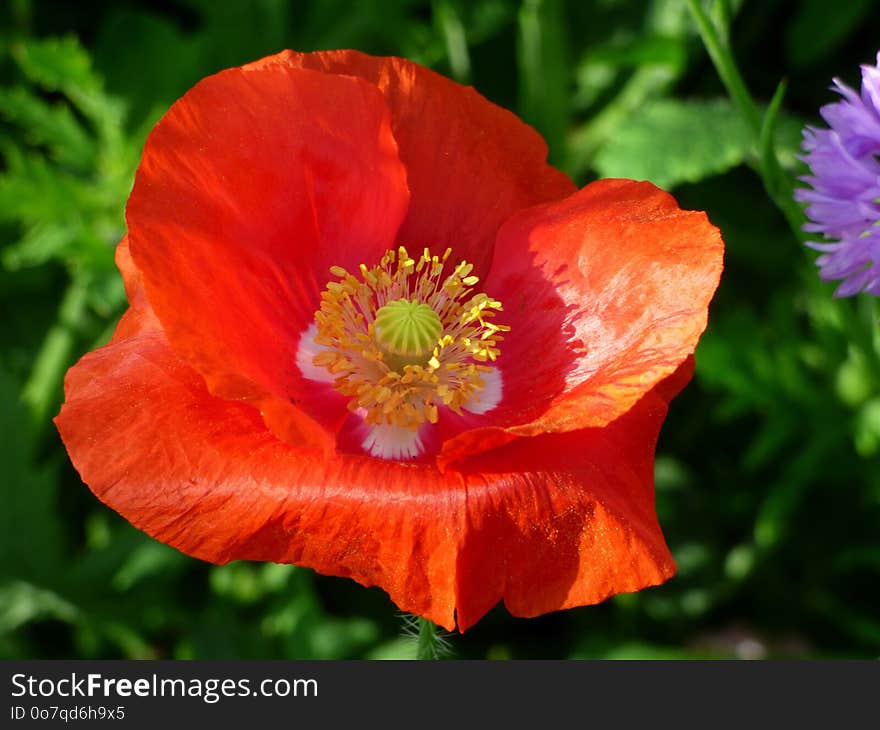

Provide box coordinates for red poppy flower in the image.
[55,50,723,631]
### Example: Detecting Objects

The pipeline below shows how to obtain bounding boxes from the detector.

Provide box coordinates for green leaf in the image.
[11,36,125,148]
[0,147,92,225]
[593,98,751,188]
[0,581,79,636]
[0,87,95,169]
[11,36,99,94]
[1,223,78,271]
[20,280,91,428]
[112,542,189,592]
[758,80,787,193]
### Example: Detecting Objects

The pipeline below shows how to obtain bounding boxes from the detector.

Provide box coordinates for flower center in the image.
[312,246,508,431]
[374,299,442,370]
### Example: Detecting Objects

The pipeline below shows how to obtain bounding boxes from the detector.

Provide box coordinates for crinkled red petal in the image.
[453,358,691,630]
[440,179,723,467]
[55,300,687,631]
[252,50,576,278]
[55,327,464,630]
[126,62,409,450]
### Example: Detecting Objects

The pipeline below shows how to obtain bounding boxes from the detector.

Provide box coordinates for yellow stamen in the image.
[312,246,509,432]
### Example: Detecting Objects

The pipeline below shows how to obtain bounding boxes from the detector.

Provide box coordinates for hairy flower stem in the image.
[416,617,442,660]
[685,0,807,241]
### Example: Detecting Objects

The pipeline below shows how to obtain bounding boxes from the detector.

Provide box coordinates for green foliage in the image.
[594,98,751,187]
[567,0,693,173]
[517,0,570,167]
[1,0,879,660]
[0,34,145,432]
[0,36,134,273]
[592,95,805,190]
[785,0,876,69]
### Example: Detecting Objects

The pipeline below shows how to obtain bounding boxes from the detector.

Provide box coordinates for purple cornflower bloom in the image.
[796,52,880,297]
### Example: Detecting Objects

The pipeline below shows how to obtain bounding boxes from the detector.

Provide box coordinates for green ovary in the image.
[374,298,442,369]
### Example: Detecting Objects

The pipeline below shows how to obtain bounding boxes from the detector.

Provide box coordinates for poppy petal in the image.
[256,50,577,277]
[440,179,723,467]
[112,235,161,340]
[55,328,464,630]
[452,359,691,631]
[56,300,688,632]
[126,62,409,448]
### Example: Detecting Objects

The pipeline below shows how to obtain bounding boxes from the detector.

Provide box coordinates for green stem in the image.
[757,80,807,239]
[21,277,90,434]
[686,0,761,135]
[433,0,471,83]
[416,617,441,660]
[686,0,807,241]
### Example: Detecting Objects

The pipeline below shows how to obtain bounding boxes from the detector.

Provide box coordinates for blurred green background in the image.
[2,0,879,660]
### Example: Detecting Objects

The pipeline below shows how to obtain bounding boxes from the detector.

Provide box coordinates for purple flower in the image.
[796,53,880,297]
